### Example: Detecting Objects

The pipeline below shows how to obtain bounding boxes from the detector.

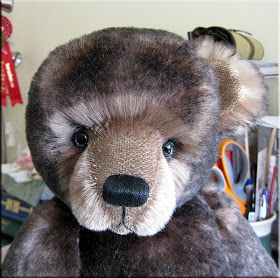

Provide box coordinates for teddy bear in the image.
[2,27,278,277]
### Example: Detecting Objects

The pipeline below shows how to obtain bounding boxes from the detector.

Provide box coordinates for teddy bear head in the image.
[26,28,266,236]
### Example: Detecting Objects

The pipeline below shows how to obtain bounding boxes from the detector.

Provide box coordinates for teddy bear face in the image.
[27,28,251,236]
[67,114,176,236]
[47,91,217,236]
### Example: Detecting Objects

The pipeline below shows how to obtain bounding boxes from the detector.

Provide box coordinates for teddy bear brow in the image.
[49,93,171,136]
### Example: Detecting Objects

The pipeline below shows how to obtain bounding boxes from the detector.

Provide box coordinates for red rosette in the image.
[1,15,13,39]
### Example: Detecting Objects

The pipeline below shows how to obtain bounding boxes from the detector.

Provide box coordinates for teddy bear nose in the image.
[102,174,149,207]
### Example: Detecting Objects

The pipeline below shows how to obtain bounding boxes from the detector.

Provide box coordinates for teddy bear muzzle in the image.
[102,174,149,207]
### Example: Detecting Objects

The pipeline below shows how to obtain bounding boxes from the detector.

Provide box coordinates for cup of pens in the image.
[246,158,277,254]
[212,134,278,254]
[250,119,279,254]
[249,212,277,254]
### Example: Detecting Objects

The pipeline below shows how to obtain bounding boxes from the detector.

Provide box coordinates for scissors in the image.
[211,139,248,215]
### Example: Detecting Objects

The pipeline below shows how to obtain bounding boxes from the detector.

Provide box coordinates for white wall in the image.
[3,0,279,162]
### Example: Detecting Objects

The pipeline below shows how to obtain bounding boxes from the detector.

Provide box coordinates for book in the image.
[255,147,267,221]
[268,165,278,217]
[1,190,34,223]
[252,61,278,78]
[1,217,22,238]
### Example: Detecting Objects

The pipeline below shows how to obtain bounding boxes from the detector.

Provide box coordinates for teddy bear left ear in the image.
[194,38,266,135]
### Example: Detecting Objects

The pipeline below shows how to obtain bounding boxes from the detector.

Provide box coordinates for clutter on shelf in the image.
[212,117,279,223]
[187,26,264,60]
[1,148,54,237]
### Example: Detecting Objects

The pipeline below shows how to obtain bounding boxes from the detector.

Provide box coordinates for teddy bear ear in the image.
[194,38,267,135]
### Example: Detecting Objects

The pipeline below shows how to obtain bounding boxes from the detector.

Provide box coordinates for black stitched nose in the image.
[102,174,149,207]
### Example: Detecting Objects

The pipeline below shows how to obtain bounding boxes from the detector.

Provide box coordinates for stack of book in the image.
[2,190,36,237]
[247,116,279,222]
[1,186,54,238]
[1,172,53,238]
[252,61,278,79]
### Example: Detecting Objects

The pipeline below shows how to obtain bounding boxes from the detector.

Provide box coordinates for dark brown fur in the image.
[26,28,219,205]
[2,27,277,276]
[2,199,80,276]
[2,188,278,277]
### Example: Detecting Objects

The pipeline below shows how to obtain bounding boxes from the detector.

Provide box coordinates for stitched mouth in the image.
[111,207,134,233]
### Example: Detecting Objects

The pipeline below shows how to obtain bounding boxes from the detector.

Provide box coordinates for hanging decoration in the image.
[1,15,23,107]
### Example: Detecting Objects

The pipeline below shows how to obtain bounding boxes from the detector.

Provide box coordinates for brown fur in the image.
[2,27,277,276]
[68,119,176,235]
[194,37,267,135]
[2,199,80,277]
[3,187,277,277]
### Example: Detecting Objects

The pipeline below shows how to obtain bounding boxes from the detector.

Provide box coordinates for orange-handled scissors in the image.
[212,139,248,215]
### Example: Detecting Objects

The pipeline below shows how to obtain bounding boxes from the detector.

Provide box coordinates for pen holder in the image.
[249,212,277,254]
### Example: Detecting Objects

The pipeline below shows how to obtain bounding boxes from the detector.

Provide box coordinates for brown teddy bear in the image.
[2,27,278,277]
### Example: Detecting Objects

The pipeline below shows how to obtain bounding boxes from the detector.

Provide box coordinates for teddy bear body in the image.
[2,27,278,276]
[3,186,277,276]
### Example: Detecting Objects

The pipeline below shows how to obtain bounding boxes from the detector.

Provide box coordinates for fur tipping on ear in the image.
[194,38,267,135]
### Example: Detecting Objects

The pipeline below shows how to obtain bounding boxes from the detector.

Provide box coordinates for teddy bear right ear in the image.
[194,38,267,135]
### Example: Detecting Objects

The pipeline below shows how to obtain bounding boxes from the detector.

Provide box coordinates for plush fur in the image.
[2,27,278,276]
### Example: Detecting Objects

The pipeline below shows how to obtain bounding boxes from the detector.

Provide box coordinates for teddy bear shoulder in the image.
[198,183,278,276]
[2,198,80,277]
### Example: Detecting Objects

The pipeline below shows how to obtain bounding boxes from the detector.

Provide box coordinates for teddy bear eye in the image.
[72,129,88,149]
[162,139,177,159]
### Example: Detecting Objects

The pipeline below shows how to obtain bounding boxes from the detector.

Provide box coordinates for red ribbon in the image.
[1,60,8,107]
[1,41,23,106]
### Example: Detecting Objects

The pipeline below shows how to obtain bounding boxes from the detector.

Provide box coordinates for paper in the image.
[1,163,32,182]
[258,116,280,129]
[5,121,16,147]
[255,148,267,221]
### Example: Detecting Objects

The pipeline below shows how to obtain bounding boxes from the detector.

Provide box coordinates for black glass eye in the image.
[72,129,88,149]
[162,140,176,159]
